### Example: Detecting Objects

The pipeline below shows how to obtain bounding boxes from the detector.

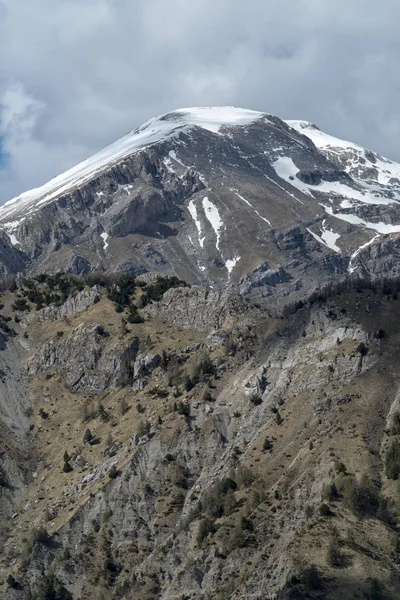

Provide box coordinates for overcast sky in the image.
[0,0,399,204]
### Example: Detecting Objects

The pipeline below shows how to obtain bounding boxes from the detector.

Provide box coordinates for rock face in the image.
[23,286,101,324]
[2,110,400,599]
[142,286,258,332]
[2,281,400,599]
[26,323,139,394]
[1,107,400,306]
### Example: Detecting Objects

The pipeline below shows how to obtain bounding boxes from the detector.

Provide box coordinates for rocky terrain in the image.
[1,108,400,308]
[0,273,398,599]
[1,107,400,599]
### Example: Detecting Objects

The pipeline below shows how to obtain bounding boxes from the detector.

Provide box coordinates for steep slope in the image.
[1,108,400,307]
[2,275,400,599]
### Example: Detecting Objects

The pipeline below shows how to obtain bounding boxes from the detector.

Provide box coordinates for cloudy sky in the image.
[0,0,399,204]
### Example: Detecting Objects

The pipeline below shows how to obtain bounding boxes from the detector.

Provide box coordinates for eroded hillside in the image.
[1,274,400,599]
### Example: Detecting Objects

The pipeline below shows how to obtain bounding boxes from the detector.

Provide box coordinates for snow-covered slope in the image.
[287,120,400,186]
[0,107,266,223]
[1,106,400,303]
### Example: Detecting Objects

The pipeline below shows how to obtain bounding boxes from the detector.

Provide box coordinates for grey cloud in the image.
[0,0,400,202]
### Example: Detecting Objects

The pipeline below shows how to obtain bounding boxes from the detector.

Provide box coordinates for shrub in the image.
[356,342,368,356]
[177,401,190,416]
[81,400,98,423]
[108,465,119,479]
[302,564,322,591]
[202,477,238,519]
[203,389,213,402]
[107,274,136,307]
[249,393,262,406]
[327,528,343,567]
[63,451,73,473]
[95,325,108,337]
[140,276,186,306]
[368,578,386,600]
[137,420,151,438]
[199,356,216,377]
[6,574,21,590]
[102,509,113,523]
[160,349,168,370]
[342,475,379,516]
[234,465,254,488]
[35,574,72,600]
[119,398,130,415]
[275,411,283,425]
[31,526,52,547]
[227,520,246,553]
[391,412,400,435]
[319,503,332,517]
[197,517,216,545]
[263,437,273,451]
[12,298,30,311]
[83,428,100,445]
[148,387,169,398]
[183,375,194,392]
[374,328,386,339]
[127,304,144,324]
[324,482,338,502]
[98,403,109,422]
[386,440,400,479]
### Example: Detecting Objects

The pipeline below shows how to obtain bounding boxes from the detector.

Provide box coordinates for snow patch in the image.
[163,157,175,173]
[272,156,395,206]
[348,235,380,273]
[287,120,400,189]
[202,197,223,250]
[188,199,204,248]
[117,184,133,193]
[323,205,400,234]
[225,256,240,275]
[8,233,19,246]
[307,227,341,253]
[175,106,267,134]
[321,228,341,252]
[168,150,186,167]
[272,157,313,197]
[100,231,109,250]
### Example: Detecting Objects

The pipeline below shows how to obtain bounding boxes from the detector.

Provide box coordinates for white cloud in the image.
[1,0,400,202]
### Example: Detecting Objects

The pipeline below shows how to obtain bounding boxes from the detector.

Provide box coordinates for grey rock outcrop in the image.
[26,323,139,394]
[143,286,258,332]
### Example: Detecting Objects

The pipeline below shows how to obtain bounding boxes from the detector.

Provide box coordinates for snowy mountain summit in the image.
[0,107,266,221]
[1,106,400,306]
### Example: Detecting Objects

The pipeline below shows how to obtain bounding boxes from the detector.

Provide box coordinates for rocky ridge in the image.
[1,108,400,308]
[0,274,400,598]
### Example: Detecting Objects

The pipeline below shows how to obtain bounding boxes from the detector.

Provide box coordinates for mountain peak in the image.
[136,106,267,135]
[0,106,267,222]
[2,105,400,297]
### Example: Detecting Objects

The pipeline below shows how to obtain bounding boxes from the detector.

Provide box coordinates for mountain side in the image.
[1,108,400,308]
[1,274,400,598]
